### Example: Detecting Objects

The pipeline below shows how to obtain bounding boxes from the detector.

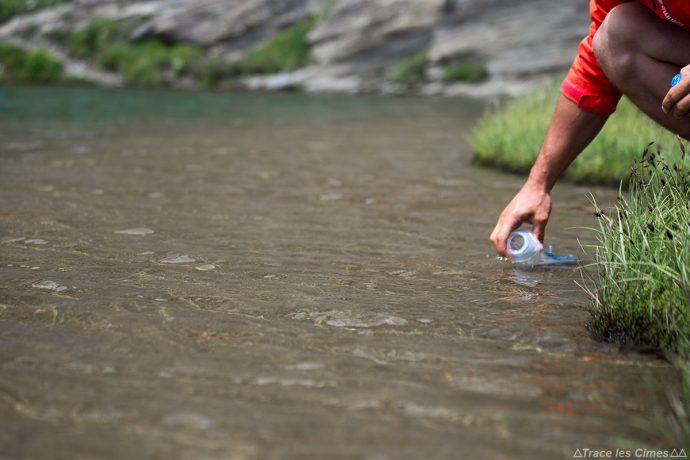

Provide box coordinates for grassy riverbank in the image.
[586,143,690,351]
[586,143,690,445]
[472,80,678,186]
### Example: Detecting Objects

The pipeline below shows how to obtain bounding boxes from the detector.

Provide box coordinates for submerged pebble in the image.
[32,280,67,292]
[114,228,154,235]
[159,255,196,264]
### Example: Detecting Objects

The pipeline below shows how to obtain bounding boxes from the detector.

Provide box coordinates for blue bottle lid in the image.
[671,73,682,87]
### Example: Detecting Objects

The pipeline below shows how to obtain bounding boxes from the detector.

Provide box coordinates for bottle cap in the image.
[671,73,682,87]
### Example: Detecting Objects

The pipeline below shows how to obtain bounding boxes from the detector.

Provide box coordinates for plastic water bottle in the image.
[506,230,577,266]
[507,230,543,264]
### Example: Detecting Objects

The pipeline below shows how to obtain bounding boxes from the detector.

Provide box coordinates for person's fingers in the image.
[490,212,522,258]
[663,69,690,114]
[672,93,690,118]
[531,213,548,244]
[662,88,681,114]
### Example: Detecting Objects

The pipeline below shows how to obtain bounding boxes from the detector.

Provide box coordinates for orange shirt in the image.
[562,0,690,114]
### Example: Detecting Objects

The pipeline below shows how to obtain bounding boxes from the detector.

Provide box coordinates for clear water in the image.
[0,87,678,459]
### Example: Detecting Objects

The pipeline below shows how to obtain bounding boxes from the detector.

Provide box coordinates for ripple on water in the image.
[194,264,217,272]
[32,280,67,292]
[290,310,408,328]
[159,255,196,264]
[25,238,48,245]
[114,228,154,235]
[161,413,214,430]
[1,236,26,244]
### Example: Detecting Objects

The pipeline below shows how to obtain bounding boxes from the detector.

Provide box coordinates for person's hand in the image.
[662,64,690,117]
[490,181,552,258]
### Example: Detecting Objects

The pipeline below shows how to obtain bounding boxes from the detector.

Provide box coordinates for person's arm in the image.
[490,94,608,257]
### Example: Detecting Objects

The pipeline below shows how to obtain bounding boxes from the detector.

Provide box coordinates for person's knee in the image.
[593,3,647,83]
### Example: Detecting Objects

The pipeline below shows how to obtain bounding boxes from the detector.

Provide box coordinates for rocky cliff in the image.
[0,0,590,97]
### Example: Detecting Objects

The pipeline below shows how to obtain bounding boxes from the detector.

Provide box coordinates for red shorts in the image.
[562,0,690,115]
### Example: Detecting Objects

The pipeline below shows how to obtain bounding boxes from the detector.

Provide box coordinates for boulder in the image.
[309,0,441,70]
[428,0,589,79]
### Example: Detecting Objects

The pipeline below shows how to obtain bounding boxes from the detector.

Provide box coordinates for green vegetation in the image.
[386,50,427,84]
[586,142,690,351]
[443,60,488,83]
[48,15,321,87]
[0,0,70,24]
[472,80,678,185]
[49,16,146,58]
[234,16,316,75]
[583,143,690,445]
[49,17,204,87]
[98,41,202,86]
[0,42,63,84]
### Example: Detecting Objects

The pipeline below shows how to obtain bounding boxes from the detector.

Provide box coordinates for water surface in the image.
[0,87,677,459]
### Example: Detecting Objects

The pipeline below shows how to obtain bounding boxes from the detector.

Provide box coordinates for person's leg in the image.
[593,2,690,138]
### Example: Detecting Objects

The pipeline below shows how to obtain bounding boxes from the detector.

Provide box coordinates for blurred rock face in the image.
[0,0,590,95]
[133,0,321,50]
[309,0,440,65]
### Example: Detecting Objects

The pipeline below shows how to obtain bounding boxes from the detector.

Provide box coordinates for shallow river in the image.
[0,87,679,459]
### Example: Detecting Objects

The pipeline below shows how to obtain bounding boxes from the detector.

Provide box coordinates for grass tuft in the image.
[386,50,427,84]
[234,16,316,75]
[443,60,488,83]
[50,18,204,87]
[585,141,690,351]
[0,42,63,84]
